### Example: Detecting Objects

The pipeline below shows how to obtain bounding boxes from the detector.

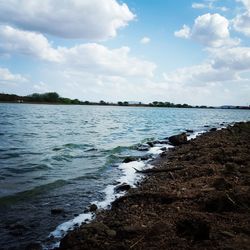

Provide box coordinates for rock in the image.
[210,128,217,132]
[203,193,237,213]
[176,218,210,241]
[153,140,169,144]
[123,155,151,163]
[140,155,151,161]
[106,229,116,237]
[85,222,110,235]
[115,183,131,193]
[89,204,98,212]
[186,129,194,133]
[123,156,138,163]
[51,208,64,215]
[213,178,232,191]
[147,141,154,147]
[220,231,235,238]
[160,151,167,157]
[204,125,210,127]
[137,144,149,151]
[224,162,238,173]
[169,133,187,146]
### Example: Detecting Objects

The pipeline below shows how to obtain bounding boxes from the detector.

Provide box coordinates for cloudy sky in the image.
[0,0,250,106]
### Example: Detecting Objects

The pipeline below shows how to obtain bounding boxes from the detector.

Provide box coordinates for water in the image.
[0,103,249,249]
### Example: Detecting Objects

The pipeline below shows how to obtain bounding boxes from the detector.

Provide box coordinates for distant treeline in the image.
[0,92,249,109]
[0,92,207,108]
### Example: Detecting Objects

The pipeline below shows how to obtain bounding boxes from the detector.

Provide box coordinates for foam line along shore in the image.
[55,122,250,250]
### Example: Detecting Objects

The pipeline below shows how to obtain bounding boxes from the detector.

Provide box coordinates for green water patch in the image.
[5,163,51,174]
[0,179,68,206]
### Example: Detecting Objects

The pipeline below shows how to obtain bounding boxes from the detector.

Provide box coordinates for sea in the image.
[0,103,249,249]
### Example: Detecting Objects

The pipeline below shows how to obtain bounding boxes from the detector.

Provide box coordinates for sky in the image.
[0,0,250,106]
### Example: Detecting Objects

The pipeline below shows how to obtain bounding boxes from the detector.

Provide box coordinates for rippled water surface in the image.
[0,103,249,249]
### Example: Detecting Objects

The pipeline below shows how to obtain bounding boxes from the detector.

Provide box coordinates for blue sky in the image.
[0,0,249,105]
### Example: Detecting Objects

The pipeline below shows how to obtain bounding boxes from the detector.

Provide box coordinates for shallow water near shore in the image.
[0,103,249,249]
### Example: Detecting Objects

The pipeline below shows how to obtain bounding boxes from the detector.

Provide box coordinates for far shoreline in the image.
[1,101,250,110]
[1,92,249,109]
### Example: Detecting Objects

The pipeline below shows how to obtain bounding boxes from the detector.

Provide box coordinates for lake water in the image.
[0,103,249,249]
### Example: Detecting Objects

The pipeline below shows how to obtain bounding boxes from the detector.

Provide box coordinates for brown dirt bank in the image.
[57,122,250,250]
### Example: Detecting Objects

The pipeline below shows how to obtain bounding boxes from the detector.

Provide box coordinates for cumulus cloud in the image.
[237,0,250,11]
[161,44,250,91]
[0,25,156,78]
[174,25,190,38]
[210,47,250,71]
[0,25,62,62]
[162,63,239,86]
[0,67,27,84]
[0,0,135,40]
[233,0,250,36]
[59,44,156,77]
[175,13,239,47]
[140,37,151,44]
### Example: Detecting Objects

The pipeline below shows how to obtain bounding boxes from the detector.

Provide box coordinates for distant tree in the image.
[43,92,59,102]
[118,101,123,106]
[99,100,106,105]
[60,97,71,104]
[71,99,81,104]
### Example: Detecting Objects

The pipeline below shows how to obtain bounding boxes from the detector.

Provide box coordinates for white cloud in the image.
[140,37,151,44]
[233,12,250,36]
[0,0,135,40]
[64,44,156,77]
[233,0,250,36]
[174,25,190,38]
[59,44,156,77]
[162,63,239,86]
[236,0,250,11]
[192,1,228,11]
[211,47,250,71]
[0,67,27,84]
[0,25,62,62]
[33,81,50,92]
[175,13,239,47]
[192,3,208,9]
[0,25,156,78]
[162,45,250,87]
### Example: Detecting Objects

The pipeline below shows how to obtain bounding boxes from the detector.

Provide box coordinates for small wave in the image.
[63,143,91,149]
[84,148,98,152]
[5,163,51,174]
[0,179,68,206]
[0,121,13,125]
[108,145,132,154]
[71,173,100,181]
[0,153,20,159]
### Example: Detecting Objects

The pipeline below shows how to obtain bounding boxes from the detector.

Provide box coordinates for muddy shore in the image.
[57,122,250,250]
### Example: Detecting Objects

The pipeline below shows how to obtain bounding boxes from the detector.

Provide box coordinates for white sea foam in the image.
[47,160,148,249]
[187,131,205,140]
[46,129,209,249]
[47,212,92,249]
